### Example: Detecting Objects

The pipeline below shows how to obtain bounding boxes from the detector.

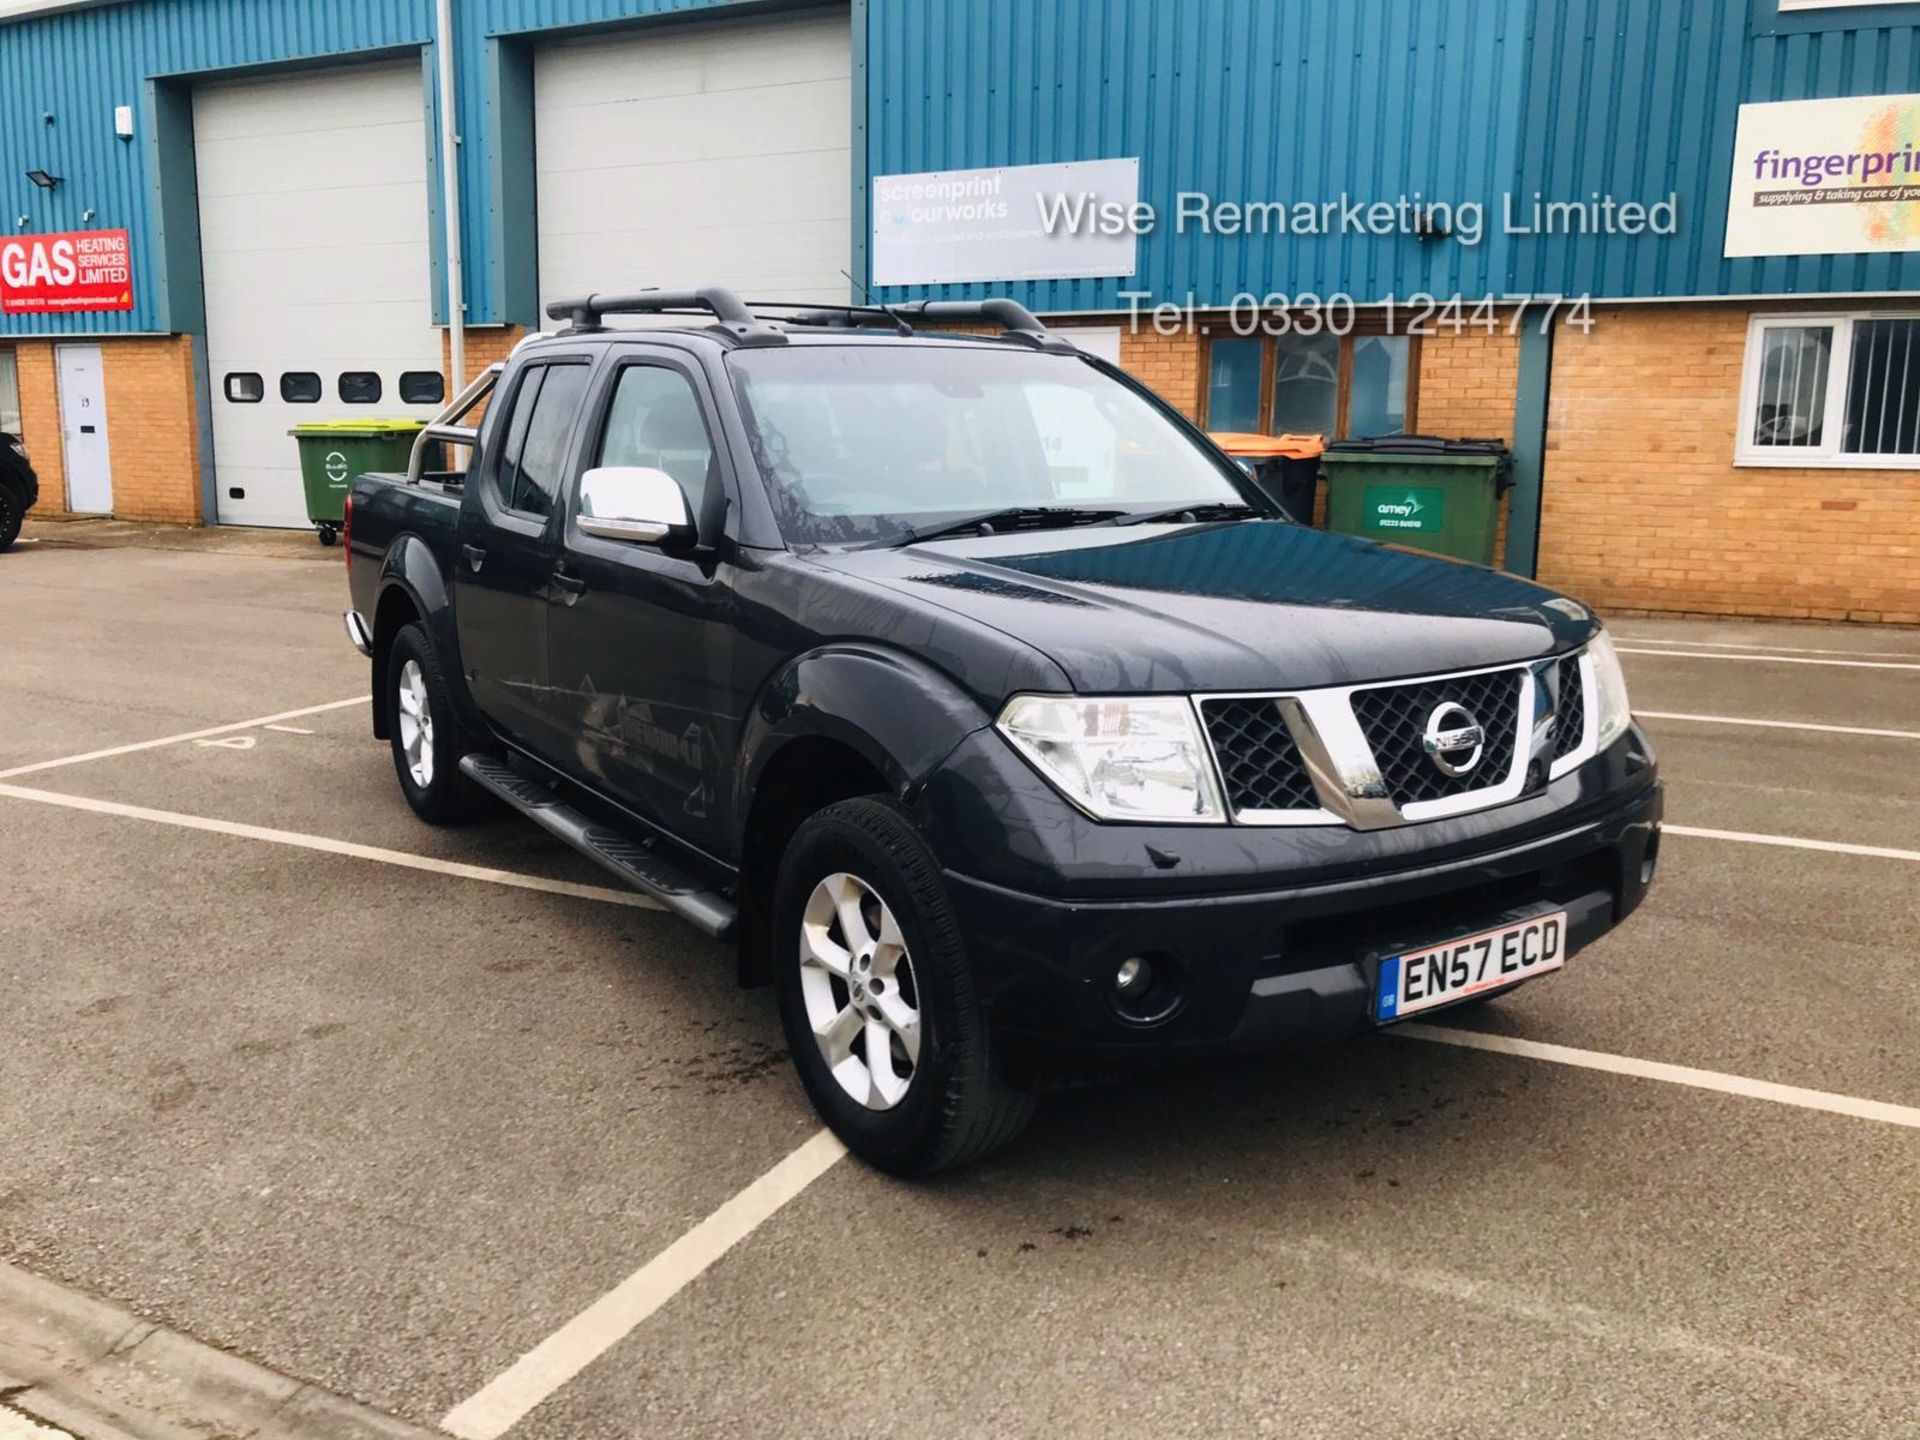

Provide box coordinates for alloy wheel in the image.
[396,658,435,789]
[798,871,922,1110]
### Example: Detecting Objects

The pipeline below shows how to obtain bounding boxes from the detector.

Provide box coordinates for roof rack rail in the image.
[886,299,1077,352]
[544,288,788,347]
[772,304,914,335]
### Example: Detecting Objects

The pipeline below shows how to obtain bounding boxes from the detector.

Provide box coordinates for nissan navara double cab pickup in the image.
[0,426,37,552]
[343,288,1661,1174]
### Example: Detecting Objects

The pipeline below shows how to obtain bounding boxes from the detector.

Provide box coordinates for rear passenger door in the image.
[453,356,593,751]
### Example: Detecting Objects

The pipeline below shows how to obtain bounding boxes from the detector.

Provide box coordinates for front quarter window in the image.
[728,344,1249,544]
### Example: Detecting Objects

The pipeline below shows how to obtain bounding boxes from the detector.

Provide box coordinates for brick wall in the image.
[1117,328,1203,418]
[441,325,526,388]
[1540,303,1920,625]
[8,335,201,524]
[14,343,62,499]
[1418,327,1520,439]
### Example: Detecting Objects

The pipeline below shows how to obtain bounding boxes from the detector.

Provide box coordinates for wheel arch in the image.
[731,645,996,987]
[368,535,465,740]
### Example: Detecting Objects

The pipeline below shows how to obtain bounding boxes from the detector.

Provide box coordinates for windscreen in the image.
[727,344,1249,544]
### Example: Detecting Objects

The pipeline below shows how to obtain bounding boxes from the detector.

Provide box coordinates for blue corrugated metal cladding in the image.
[1,0,1914,340]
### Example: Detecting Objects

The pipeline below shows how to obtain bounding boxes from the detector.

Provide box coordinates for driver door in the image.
[545,354,739,856]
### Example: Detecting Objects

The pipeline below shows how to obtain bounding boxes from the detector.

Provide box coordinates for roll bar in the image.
[406,362,502,485]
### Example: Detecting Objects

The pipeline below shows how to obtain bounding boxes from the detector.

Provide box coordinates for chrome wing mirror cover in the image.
[576,466,694,547]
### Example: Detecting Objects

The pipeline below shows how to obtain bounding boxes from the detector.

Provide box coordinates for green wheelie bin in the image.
[1320,436,1512,565]
[289,419,427,545]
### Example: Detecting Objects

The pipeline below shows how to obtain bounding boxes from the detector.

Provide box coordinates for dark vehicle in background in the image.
[0,429,37,552]
[342,289,1662,1174]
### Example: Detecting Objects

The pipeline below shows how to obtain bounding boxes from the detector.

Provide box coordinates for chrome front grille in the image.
[1197,651,1593,830]
[1199,698,1318,814]
[1349,668,1525,806]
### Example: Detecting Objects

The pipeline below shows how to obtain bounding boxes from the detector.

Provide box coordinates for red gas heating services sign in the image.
[0,229,134,314]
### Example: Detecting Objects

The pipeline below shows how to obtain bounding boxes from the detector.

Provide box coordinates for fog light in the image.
[1109,951,1185,1026]
[1115,956,1152,997]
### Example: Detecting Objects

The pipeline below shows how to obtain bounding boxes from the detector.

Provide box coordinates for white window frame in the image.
[1735,310,1920,469]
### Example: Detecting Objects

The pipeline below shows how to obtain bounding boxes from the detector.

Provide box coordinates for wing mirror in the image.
[576,466,695,547]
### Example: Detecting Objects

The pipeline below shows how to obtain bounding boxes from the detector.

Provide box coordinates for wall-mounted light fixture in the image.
[15,216,28,230]
[114,105,134,140]
[25,169,62,190]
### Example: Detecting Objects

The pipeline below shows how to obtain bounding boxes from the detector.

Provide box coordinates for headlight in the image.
[996,695,1226,823]
[1587,631,1633,749]
[5,437,23,460]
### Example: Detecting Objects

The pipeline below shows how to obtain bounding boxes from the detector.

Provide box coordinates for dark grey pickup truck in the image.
[344,288,1661,1173]
[0,427,37,552]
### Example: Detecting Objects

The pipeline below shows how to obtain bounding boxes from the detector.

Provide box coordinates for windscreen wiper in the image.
[1113,501,1265,527]
[888,505,1127,548]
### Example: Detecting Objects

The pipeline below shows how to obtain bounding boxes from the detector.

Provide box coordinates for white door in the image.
[195,62,446,528]
[55,344,112,513]
[534,10,852,318]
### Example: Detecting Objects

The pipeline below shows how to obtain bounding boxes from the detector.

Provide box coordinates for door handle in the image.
[461,544,486,572]
[551,569,588,603]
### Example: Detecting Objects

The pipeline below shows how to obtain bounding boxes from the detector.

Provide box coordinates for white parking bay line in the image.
[0,696,364,779]
[1667,823,1920,864]
[441,1129,848,1440]
[1396,1025,1920,1131]
[1638,711,1920,741]
[1615,635,1920,661]
[0,783,663,911]
[1614,647,1920,672]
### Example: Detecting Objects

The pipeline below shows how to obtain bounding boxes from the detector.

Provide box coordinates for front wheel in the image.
[771,797,1036,1175]
[385,622,487,824]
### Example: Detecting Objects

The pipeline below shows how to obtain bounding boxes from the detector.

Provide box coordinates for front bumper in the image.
[929,737,1662,1056]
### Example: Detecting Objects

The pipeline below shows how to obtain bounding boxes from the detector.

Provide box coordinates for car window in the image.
[1024,380,1120,501]
[491,367,547,513]
[511,364,591,518]
[597,365,716,521]
[729,345,1245,545]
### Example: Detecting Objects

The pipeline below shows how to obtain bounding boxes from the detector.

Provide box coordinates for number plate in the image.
[1374,911,1568,1022]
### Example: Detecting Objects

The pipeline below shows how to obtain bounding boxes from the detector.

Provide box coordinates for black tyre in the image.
[0,484,21,554]
[386,622,488,824]
[772,797,1036,1175]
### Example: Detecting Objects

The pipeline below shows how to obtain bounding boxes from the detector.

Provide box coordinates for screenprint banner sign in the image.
[1725,93,1920,258]
[872,158,1139,286]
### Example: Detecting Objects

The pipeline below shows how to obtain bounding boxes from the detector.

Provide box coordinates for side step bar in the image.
[459,755,737,941]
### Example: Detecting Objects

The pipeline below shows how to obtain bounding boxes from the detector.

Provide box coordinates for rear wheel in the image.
[386,622,487,824]
[772,797,1035,1175]
[0,484,21,553]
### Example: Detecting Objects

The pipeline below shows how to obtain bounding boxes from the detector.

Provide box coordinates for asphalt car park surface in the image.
[2,541,1916,1439]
